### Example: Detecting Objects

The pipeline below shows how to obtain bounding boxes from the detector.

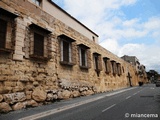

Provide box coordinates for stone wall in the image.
[0,0,146,113]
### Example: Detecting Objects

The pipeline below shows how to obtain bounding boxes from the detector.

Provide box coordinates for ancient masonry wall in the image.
[0,0,141,113]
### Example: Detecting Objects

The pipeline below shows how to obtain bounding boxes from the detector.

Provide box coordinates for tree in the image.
[147,70,159,83]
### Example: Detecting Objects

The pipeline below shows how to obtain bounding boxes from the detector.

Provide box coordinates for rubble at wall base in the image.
[0,79,97,113]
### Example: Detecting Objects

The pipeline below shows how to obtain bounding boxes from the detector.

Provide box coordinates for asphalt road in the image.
[1,84,160,120]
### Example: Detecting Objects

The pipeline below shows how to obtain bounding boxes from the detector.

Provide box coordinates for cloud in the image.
[118,43,144,57]
[122,18,140,27]
[53,0,160,73]
[62,0,137,29]
[118,43,160,72]
[144,17,160,30]
[100,39,120,55]
[143,17,160,42]
[100,39,160,72]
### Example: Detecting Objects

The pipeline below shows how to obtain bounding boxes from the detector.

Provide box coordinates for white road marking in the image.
[18,98,103,120]
[102,104,116,112]
[19,87,137,120]
[126,96,131,99]
[133,93,137,95]
[106,87,136,97]
[133,87,146,96]
[150,87,155,89]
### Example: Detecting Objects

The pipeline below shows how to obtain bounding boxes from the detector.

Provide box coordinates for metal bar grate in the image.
[0,19,7,48]
[34,32,44,56]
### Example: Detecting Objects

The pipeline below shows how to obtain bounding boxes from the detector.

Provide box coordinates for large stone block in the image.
[33,81,39,87]
[32,86,47,102]
[4,81,16,87]
[71,91,80,98]
[13,86,24,92]
[0,87,12,94]
[3,92,26,104]
[0,95,3,102]
[25,91,32,100]
[12,102,25,111]
[2,69,14,75]
[25,84,34,91]
[36,74,46,81]
[37,68,45,73]
[61,90,71,99]
[0,102,12,113]
[0,76,8,81]
[14,50,24,56]
[13,54,23,61]
[57,91,63,99]
[26,100,38,107]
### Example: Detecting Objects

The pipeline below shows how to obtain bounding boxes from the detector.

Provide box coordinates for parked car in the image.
[156,80,160,87]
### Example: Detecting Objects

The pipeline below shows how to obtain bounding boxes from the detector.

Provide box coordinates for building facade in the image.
[0,0,147,112]
[121,55,148,84]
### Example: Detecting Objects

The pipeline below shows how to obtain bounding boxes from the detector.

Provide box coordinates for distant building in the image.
[121,55,139,65]
[121,55,140,73]
[121,55,148,83]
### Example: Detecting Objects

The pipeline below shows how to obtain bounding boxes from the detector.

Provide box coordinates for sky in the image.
[52,0,160,73]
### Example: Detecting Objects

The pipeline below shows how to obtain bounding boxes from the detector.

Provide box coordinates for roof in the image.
[47,0,99,37]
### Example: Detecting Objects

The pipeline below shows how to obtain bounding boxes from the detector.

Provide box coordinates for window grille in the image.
[34,32,44,56]
[94,55,99,70]
[117,63,122,76]
[111,61,117,75]
[81,48,86,66]
[0,8,18,53]
[62,40,71,62]
[0,19,7,48]
[59,34,76,66]
[79,48,87,67]
[78,44,90,69]
[103,57,111,74]
[93,53,102,71]
[93,53,102,76]
[29,23,51,60]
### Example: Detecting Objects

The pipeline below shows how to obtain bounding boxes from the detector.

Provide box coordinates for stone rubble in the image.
[0,102,12,113]
[0,79,96,113]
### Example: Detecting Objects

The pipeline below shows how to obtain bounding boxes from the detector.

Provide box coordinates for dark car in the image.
[156,80,160,87]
